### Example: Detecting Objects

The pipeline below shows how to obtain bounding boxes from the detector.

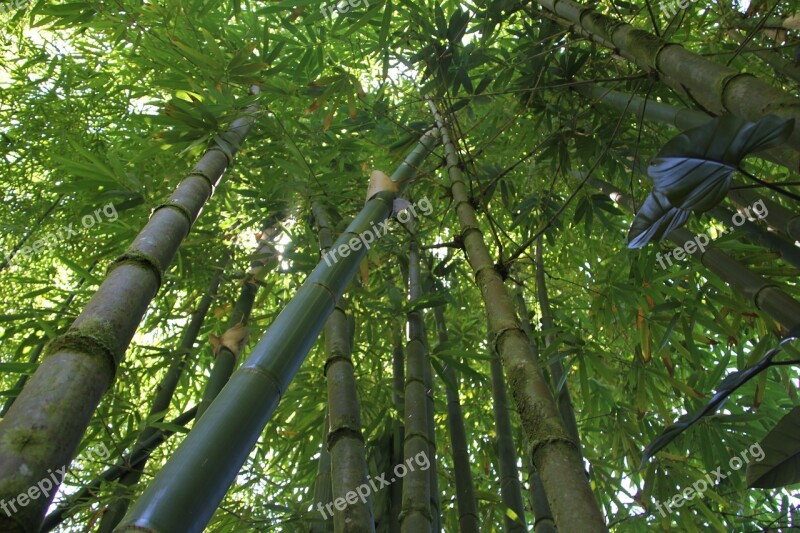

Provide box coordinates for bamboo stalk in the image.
[0,87,261,533]
[432,307,480,533]
[590,176,800,332]
[310,411,334,533]
[532,0,800,165]
[96,257,228,532]
[116,130,438,533]
[313,202,374,532]
[400,218,432,532]
[427,100,607,532]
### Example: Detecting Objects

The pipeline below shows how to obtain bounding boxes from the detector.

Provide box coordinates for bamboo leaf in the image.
[746,406,800,488]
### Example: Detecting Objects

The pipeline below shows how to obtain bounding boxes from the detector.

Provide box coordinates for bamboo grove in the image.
[1,0,799,531]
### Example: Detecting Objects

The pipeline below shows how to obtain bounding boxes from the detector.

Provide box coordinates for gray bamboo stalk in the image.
[310,411,334,533]
[533,0,800,165]
[0,86,260,533]
[511,287,557,533]
[725,30,800,84]
[400,219,432,532]
[591,176,800,332]
[313,201,374,532]
[727,187,800,242]
[432,307,480,533]
[428,99,606,532]
[489,335,528,532]
[97,257,228,531]
[196,222,281,419]
[420,322,441,532]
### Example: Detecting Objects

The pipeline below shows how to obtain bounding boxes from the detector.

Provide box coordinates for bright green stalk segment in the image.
[590,177,800,332]
[310,411,334,533]
[535,0,800,164]
[0,89,260,533]
[116,131,438,533]
[432,307,480,533]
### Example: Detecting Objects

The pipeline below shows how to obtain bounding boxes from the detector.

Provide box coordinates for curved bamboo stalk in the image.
[590,176,800,332]
[489,338,528,532]
[427,100,607,532]
[532,0,800,165]
[96,257,228,532]
[196,221,282,419]
[432,307,480,533]
[400,219,432,532]
[40,407,197,532]
[0,87,261,533]
[313,202,374,532]
[116,130,438,533]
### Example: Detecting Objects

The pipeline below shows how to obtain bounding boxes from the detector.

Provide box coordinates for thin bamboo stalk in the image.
[428,99,607,532]
[432,307,480,533]
[313,202,374,532]
[116,130,438,533]
[590,176,800,332]
[0,87,261,533]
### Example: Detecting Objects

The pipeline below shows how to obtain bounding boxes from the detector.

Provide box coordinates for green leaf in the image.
[746,406,800,488]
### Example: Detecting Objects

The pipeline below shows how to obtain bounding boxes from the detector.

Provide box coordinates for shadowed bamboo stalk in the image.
[590,176,800,332]
[727,187,800,242]
[400,218,432,532]
[420,319,440,532]
[389,335,405,533]
[0,87,261,533]
[489,336,528,532]
[116,130,438,533]
[197,221,282,418]
[512,287,557,533]
[40,407,197,532]
[97,257,229,531]
[428,99,607,532]
[432,306,480,533]
[530,0,800,163]
[313,201,374,532]
[310,411,334,533]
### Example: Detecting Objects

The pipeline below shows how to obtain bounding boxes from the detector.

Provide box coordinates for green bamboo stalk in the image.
[389,336,405,533]
[428,99,607,532]
[0,87,261,533]
[532,0,800,163]
[489,336,528,532]
[432,307,480,533]
[310,411,334,533]
[196,223,281,419]
[536,245,583,452]
[96,256,228,532]
[400,218,432,532]
[40,407,197,532]
[708,204,800,270]
[571,82,796,170]
[116,130,438,533]
[590,176,800,332]
[511,288,557,533]
[727,187,800,242]
[420,319,440,532]
[313,202,374,532]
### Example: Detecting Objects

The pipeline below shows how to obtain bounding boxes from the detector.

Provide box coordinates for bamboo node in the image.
[186,169,216,191]
[527,435,580,463]
[152,201,195,229]
[107,250,164,289]
[365,169,398,203]
[44,324,119,376]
